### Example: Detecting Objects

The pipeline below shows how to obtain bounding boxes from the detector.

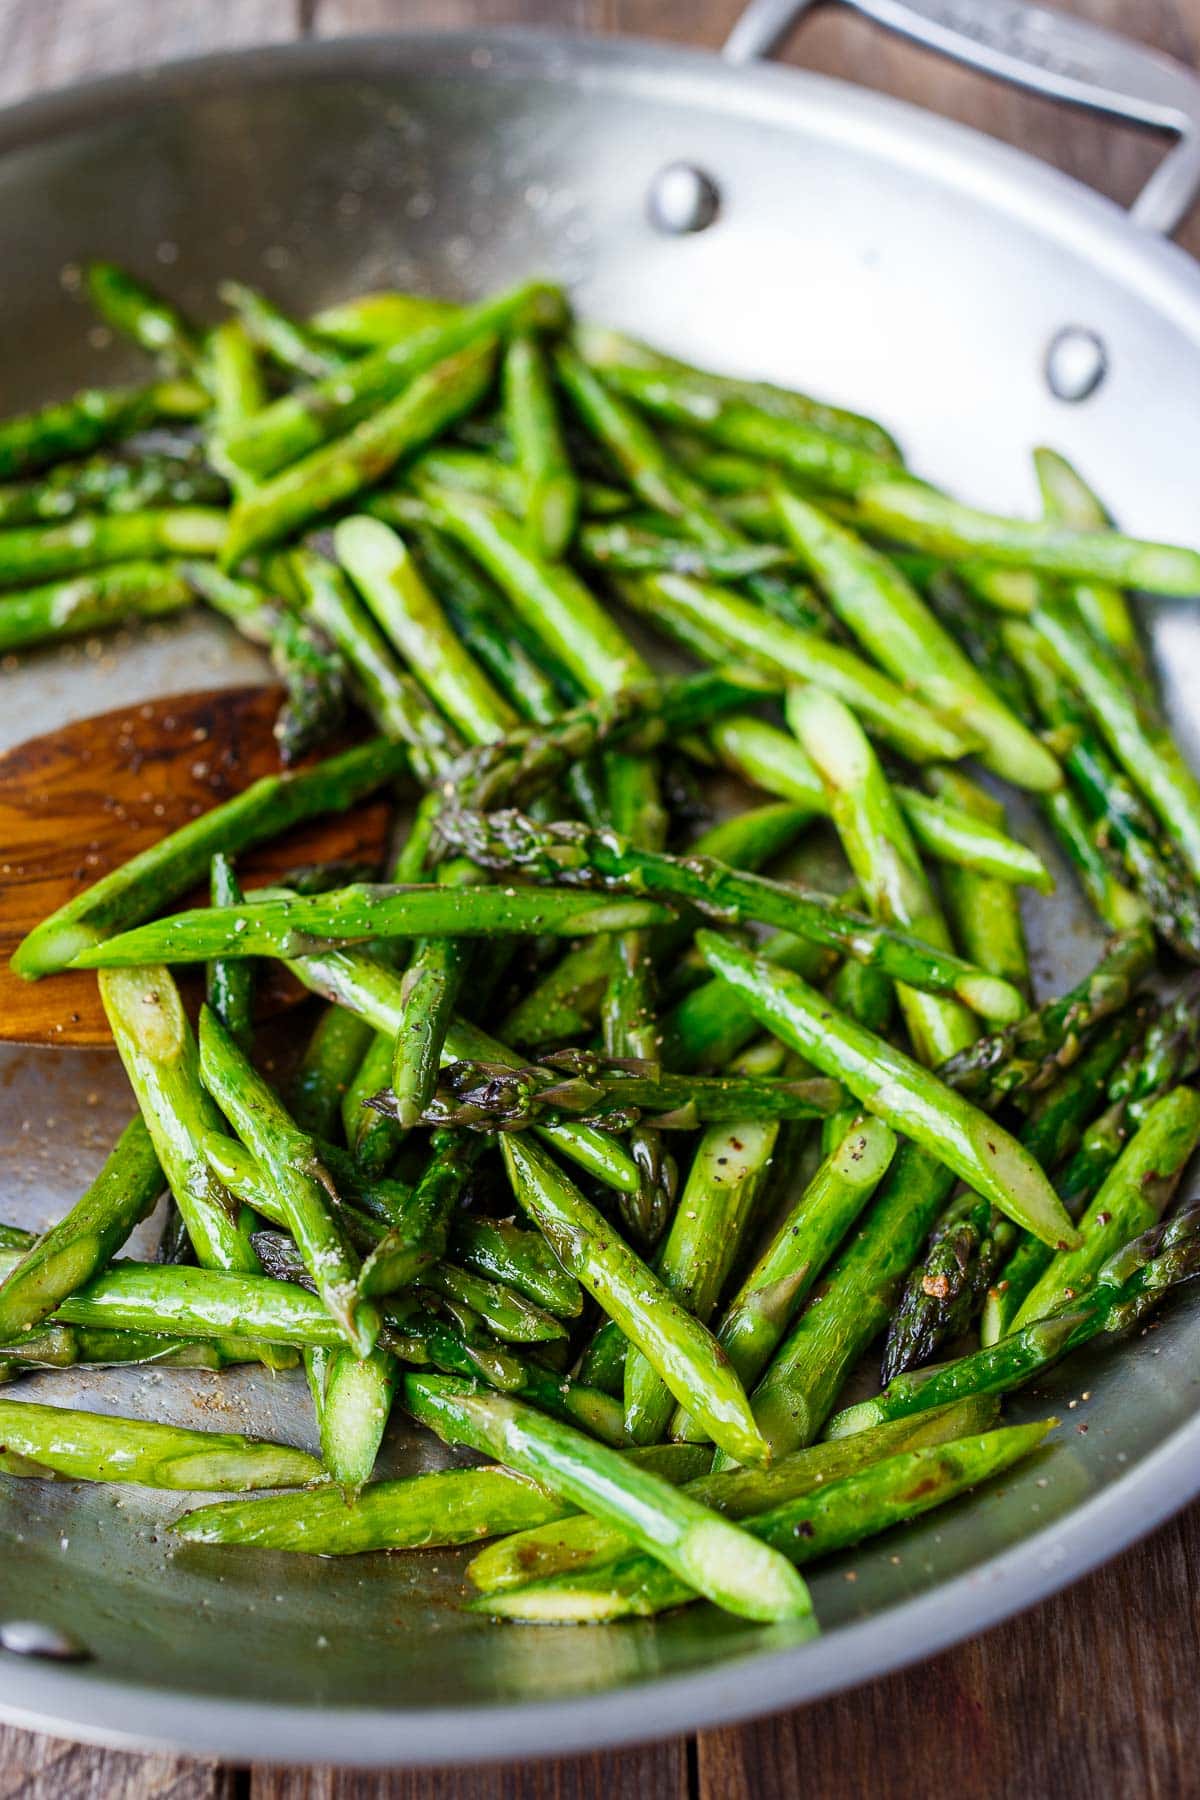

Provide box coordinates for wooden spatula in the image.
[0,686,393,1048]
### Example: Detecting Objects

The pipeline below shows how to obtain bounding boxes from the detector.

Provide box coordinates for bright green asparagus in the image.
[0,1399,320,1491]
[405,1374,812,1624]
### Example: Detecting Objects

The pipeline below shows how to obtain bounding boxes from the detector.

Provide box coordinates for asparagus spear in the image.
[501,801,815,1050]
[173,1461,566,1552]
[708,713,1049,890]
[405,1374,813,1624]
[597,363,898,495]
[197,1005,378,1355]
[0,1117,162,1343]
[0,1321,266,1378]
[1033,447,1152,693]
[218,280,346,380]
[0,507,227,587]
[85,262,202,373]
[418,485,649,698]
[921,569,1147,933]
[504,333,579,557]
[502,1135,770,1467]
[788,684,978,1065]
[409,1051,844,1130]
[579,518,793,578]
[69,882,675,966]
[383,864,475,1131]
[287,945,643,1196]
[183,562,348,764]
[170,1443,703,1552]
[0,451,226,527]
[308,289,459,349]
[927,768,1030,996]
[411,523,610,825]
[856,478,1200,596]
[434,806,1025,1022]
[613,570,974,764]
[696,933,1078,1250]
[599,746,677,1248]
[333,514,518,1130]
[443,668,767,814]
[0,376,208,479]
[717,945,1154,1467]
[829,1196,1200,1436]
[774,489,1060,791]
[44,1260,365,1348]
[1033,592,1200,887]
[1005,621,1200,958]
[981,986,1200,1343]
[335,514,518,744]
[357,1129,483,1299]
[222,342,497,566]
[939,926,1156,1108]
[672,1115,897,1442]
[306,1343,395,1493]
[575,322,901,457]
[224,281,564,477]
[206,1134,395,1258]
[0,560,194,653]
[290,1004,375,1139]
[11,735,409,979]
[1011,1085,1200,1329]
[885,1005,1145,1380]
[449,1215,584,1318]
[0,1237,511,1402]
[287,547,459,776]
[205,854,255,1051]
[474,1422,1051,1621]
[893,783,1050,894]
[341,1030,406,1177]
[0,1399,321,1491]
[206,316,265,498]
[471,1395,998,1592]
[419,1263,566,1345]
[99,967,260,1275]
[623,1037,789,1444]
[661,932,837,1072]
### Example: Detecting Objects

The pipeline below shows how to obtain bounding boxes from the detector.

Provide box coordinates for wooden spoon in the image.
[0,686,393,1048]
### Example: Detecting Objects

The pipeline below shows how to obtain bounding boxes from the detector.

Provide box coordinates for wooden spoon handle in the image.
[0,686,392,1047]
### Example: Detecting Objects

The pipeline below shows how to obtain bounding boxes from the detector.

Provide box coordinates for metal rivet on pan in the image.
[0,1619,91,1662]
[647,163,721,235]
[1045,326,1108,402]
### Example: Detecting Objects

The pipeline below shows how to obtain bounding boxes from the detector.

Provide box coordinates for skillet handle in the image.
[723,0,1200,236]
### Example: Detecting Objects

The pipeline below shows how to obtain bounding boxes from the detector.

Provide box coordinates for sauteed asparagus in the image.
[4,265,1200,1632]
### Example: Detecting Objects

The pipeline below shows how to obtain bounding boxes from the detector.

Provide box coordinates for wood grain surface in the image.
[0,686,392,1045]
[1,1,1199,1795]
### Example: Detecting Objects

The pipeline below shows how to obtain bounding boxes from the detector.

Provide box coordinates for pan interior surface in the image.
[1,30,1199,1763]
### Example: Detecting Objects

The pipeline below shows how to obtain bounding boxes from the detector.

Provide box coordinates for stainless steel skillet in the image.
[1,0,1200,1765]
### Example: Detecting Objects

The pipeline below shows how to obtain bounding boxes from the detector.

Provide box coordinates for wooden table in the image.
[2,1,1199,1794]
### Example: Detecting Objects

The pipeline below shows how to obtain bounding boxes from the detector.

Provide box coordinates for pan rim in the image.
[0,1408,1195,1766]
[1,23,1199,1764]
